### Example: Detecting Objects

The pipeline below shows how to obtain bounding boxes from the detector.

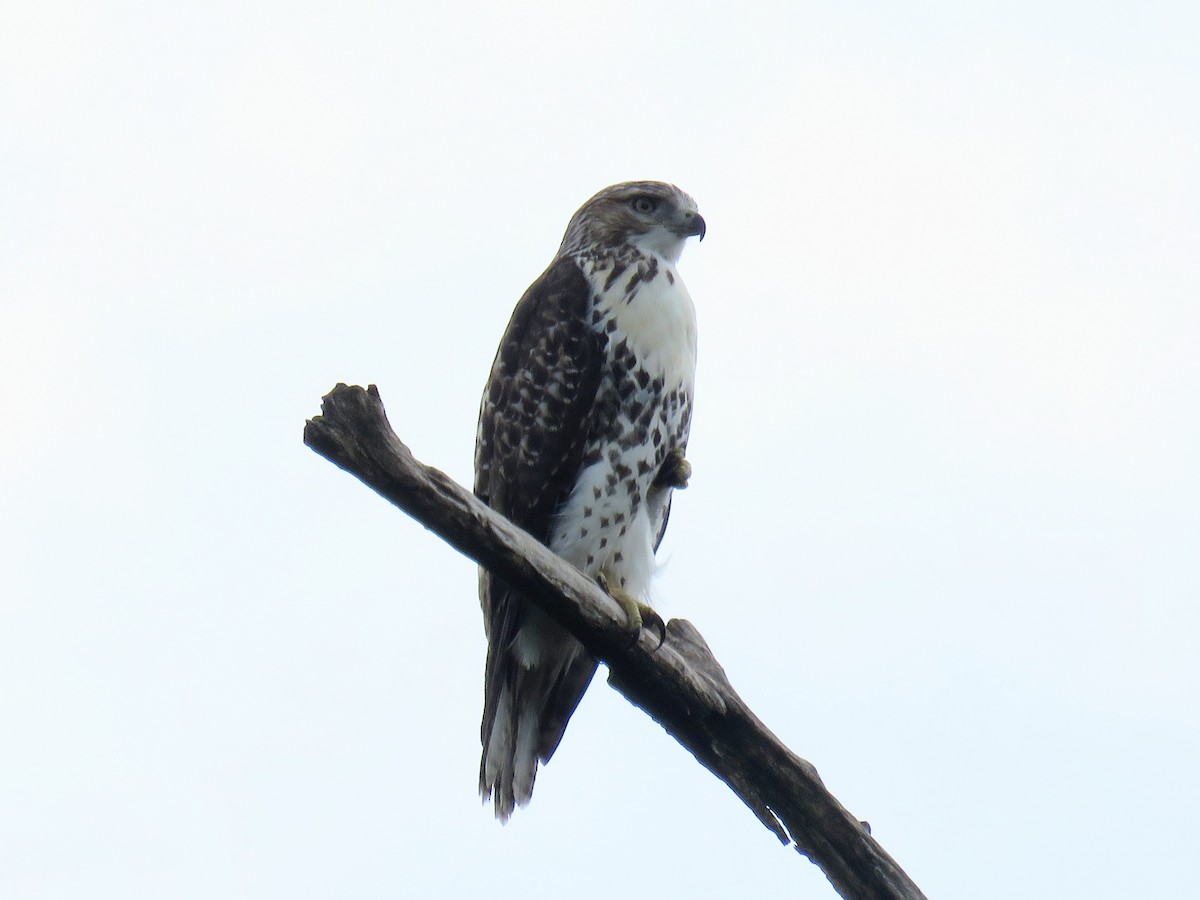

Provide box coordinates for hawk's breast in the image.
[547,252,697,599]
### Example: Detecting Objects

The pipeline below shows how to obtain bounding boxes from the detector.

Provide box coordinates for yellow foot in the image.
[596,574,667,650]
[654,448,692,490]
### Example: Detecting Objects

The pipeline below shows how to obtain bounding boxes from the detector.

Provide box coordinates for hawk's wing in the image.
[474,256,607,777]
[474,255,605,544]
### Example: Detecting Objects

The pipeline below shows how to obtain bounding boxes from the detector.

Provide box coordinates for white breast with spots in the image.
[549,255,697,603]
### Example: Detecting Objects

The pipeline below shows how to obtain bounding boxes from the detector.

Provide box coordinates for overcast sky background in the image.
[3,2,1198,898]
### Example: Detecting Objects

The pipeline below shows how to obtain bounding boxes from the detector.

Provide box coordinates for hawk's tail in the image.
[479,604,597,821]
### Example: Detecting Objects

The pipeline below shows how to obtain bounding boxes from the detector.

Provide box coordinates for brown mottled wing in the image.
[474,256,604,542]
[474,256,606,761]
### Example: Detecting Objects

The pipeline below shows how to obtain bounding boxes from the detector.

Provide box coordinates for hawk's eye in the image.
[631,196,659,215]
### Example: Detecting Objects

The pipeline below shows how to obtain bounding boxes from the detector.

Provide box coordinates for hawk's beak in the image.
[683,212,707,241]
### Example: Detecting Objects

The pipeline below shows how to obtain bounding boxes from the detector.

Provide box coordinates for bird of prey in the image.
[474,181,705,821]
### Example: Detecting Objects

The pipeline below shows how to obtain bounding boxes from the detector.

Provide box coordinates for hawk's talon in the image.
[597,573,666,650]
[640,605,667,650]
[654,448,692,490]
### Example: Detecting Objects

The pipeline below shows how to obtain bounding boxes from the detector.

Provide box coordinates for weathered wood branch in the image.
[304,383,926,900]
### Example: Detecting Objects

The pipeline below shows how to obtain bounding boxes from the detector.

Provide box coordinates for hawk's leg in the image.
[653,447,692,490]
[595,573,667,650]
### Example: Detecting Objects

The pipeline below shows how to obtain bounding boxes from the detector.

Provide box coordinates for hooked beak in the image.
[680,211,706,241]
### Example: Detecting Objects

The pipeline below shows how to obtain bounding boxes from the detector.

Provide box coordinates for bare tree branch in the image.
[304,383,927,900]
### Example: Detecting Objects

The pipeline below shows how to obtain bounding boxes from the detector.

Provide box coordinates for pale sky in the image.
[3,2,1198,898]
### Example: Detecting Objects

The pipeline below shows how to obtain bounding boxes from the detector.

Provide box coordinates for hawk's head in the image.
[559,181,706,263]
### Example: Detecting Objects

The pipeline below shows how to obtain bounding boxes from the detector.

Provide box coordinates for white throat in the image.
[630,225,688,263]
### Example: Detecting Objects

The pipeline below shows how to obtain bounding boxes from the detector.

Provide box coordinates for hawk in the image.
[474,181,705,821]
